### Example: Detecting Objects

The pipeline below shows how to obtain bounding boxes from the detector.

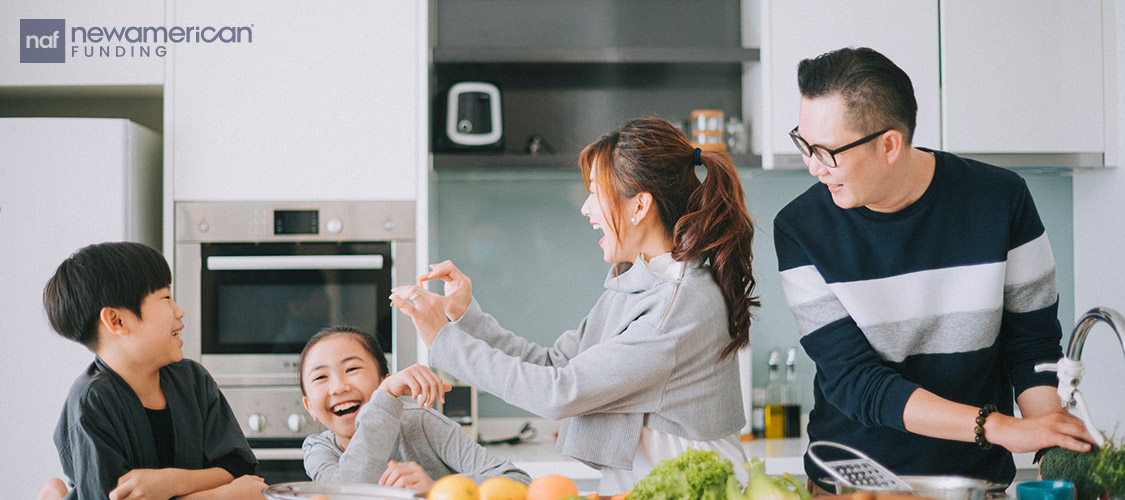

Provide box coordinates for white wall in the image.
[1070,2,1125,440]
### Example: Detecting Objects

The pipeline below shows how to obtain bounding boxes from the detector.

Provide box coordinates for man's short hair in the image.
[798,47,918,145]
[43,242,172,351]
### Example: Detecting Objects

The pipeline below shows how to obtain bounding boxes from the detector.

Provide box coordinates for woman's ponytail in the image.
[673,150,759,359]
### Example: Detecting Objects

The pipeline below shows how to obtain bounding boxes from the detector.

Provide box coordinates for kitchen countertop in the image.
[479,418,1039,492]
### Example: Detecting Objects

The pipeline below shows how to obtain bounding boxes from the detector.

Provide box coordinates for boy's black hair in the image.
[297,325,390,396]
[43,241,172,351]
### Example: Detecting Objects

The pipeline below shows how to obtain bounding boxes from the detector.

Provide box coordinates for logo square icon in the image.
[20,19,66,63]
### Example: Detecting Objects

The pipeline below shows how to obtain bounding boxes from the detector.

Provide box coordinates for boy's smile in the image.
[301,335,383,449]
[122,287,186,365]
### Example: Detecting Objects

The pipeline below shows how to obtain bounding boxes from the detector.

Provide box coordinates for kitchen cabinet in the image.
[0,0,164,86]
[761,0,941,168]
[431,0,759,171]
[169,0,426,201]
[762,0,1111,168]
[940,1,1105,158]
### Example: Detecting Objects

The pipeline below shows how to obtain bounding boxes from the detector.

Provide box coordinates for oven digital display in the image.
[274,210,319,235]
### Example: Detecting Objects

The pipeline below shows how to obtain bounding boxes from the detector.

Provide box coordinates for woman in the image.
[392,117,759,493]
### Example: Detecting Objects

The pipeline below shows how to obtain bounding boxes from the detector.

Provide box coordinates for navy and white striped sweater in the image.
[773,149,1062,488]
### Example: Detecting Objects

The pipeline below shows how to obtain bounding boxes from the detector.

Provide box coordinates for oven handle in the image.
[252,447,305,461]
[207,255,384,270]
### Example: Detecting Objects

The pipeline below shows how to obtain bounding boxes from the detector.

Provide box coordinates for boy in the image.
[41,242,265,500]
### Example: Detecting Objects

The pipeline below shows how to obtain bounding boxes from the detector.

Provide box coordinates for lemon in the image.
[479,477,528,500]
[430,474,479,500]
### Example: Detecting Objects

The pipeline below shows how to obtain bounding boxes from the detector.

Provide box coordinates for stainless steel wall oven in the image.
[174,201,416,482]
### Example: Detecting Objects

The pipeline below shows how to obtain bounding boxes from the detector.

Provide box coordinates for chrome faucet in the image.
[1036,307,1125,448]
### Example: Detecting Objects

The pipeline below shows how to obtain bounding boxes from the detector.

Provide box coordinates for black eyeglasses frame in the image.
[789,126,891,168]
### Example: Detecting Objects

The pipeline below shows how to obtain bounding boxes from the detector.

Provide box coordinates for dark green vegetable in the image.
[1040,447,1103,500]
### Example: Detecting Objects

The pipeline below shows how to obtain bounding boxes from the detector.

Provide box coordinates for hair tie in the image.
[693,147,703,166]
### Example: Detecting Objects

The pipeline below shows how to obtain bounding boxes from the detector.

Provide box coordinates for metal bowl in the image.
[263,482,424,500]
[833,475,1001,500]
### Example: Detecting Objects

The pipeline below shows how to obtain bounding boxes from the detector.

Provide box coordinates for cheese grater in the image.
[807,441,913,492]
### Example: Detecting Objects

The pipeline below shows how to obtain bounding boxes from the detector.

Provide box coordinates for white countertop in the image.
[479,418,1039,487]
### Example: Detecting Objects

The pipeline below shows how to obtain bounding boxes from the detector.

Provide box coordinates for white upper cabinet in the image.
[940,1,1104,155]
[0,0,164,86]
[170,0,425,201]
[762,0,941,167]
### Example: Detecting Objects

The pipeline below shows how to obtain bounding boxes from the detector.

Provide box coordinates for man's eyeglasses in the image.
[789,126,890,168]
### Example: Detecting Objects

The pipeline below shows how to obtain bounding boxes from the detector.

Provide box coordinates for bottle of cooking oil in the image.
[764,348,785,439]
[783,347,802,438]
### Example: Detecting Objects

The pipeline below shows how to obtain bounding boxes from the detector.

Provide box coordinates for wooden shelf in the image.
[433,152,762,171]
[433,47,759,65]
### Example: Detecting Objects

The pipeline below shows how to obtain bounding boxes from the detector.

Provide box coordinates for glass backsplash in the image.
[431,168,1074,419]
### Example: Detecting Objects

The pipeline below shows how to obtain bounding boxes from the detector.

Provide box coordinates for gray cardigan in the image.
[429,257,745,469]
[303,390,530,485]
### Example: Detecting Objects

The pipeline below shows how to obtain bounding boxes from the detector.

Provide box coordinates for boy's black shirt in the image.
[54,357,256,499]
[143,407,175,468]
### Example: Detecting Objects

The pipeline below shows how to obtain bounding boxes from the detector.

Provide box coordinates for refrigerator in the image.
[0,118,161,500]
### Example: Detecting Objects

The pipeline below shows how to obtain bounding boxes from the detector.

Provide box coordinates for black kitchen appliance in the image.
[435,81,503,151]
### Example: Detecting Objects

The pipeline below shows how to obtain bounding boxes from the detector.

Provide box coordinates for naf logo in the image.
[20,19,66,63]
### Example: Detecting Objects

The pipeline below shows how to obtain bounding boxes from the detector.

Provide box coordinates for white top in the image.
[598,253,749,494]
[598,426,750,494]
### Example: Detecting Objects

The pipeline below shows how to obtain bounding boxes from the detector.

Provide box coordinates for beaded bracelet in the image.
[974,404,998,449]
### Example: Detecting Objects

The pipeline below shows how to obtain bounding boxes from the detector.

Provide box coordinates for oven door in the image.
[200,241,392,383]
[249,438,311,484]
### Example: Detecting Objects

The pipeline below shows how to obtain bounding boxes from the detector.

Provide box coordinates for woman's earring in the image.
[630,217,637,225]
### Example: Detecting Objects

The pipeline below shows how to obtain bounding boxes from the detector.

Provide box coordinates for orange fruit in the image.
[430,475,479,500]
[526,474,578,500]
[610,491,630,500]
[479,477,528,500]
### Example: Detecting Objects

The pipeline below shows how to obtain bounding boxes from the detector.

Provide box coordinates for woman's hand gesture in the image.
[390,286,448,347]
[418,260,473,321]
[379,364,452,409]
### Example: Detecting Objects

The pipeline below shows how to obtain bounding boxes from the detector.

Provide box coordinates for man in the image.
[773,47,1094,492]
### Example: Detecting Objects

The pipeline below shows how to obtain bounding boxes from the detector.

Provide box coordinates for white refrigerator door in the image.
[0,118,160,500]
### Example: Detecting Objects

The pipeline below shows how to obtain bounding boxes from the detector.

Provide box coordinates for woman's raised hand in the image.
[390,285,449,347]
[417,260,473,321]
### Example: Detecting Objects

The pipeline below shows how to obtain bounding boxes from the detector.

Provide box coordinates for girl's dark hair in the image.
[579,117,759,359]
[297,325,390,396]
[42,241,172,351]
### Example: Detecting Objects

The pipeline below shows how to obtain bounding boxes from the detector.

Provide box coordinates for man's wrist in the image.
[979,406,1007,449]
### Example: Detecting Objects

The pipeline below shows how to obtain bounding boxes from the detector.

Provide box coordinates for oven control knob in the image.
[326,218,343,234]
[287,413,307,432]
[247,413,267,432]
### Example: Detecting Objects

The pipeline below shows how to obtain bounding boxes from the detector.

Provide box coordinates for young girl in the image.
[298,326,530,492]
[393,117,760,494]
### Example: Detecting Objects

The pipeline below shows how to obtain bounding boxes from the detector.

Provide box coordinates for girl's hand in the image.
[379,364,452,408]
[417,260,473,321]
[379,460,435,493]
[390,286,449,347]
